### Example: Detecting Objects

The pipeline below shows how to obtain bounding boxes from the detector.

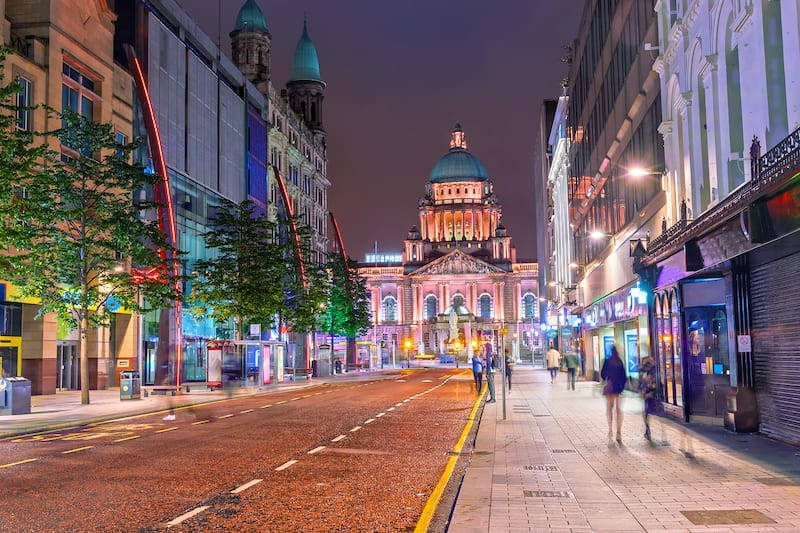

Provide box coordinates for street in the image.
[0,368,478,532]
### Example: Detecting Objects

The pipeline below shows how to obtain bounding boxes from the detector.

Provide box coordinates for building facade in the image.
[359,125,539,362]
[565,0,664,384]
[641,0,800,442]
[230,1,329,264]
[1,0,137,394]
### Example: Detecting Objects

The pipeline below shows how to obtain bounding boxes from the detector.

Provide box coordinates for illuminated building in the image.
[0,0,137,394]
[358,125,539,361]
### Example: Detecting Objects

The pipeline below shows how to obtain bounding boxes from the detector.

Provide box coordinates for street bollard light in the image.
[404,339,412,369]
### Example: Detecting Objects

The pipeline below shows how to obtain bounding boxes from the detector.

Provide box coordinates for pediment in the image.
[410,250,505,276]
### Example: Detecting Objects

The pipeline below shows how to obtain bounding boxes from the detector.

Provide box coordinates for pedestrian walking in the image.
[565,352,579,391]
[504,349,513,392]
[601,345,627,445]
[471,351,484,393]
[546,344,561,384]
[638,355,665,444]
[485,347,496,403]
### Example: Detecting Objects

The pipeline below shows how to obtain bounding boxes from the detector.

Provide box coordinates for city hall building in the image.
[357,125,539,360]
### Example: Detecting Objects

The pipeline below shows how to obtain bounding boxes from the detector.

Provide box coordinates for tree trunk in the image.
[346,336,357,371]
[79,314,89,405]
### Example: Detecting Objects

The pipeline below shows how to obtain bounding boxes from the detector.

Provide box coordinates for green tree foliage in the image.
[190,199,285,339]
[281,220,330,335]
[322,253,371,339]
[0,103,179,404]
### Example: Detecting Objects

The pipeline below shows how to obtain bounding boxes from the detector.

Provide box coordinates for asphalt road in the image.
[0,368,479,532]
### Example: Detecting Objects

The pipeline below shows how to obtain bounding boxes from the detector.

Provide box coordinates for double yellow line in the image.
[413,387,485,533]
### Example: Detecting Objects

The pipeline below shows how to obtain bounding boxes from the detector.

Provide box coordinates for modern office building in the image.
[0,0,137,394]
[565,0,664,385]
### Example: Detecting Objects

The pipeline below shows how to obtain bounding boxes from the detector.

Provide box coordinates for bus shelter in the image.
[206,340,286,389]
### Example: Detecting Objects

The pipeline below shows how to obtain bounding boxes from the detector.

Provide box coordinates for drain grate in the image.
[523,490,572,498]
[680,510,775,525]
[524,465,558,471]
[550,449,576,453]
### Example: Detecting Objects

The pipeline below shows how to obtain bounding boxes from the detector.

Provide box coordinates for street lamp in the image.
[404,339,413,368]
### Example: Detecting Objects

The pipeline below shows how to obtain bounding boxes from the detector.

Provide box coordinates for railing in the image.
[644,126,800,262]
[9,31,31,59]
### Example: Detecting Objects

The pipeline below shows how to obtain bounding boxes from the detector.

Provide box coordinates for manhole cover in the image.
[524,465,558,471]
[523,490,572,498]
[550,449,576,453]
[680,510,775,525]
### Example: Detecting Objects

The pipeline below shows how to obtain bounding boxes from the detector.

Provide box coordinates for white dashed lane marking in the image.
[364,418,375,424]
[350,426,362,433]
[275,460,298,472]
[240,409,254,414]
[331,435,346,442]
[307,446,326,454]
[376,412,385,417]
[166,505,209,527]
[217,414,234,419]
[231,479,262,494]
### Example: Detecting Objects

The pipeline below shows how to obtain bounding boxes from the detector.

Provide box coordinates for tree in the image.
[281,221,330,335]
[0,107,179,404]
[190,199,285,339]
[321,253,371,370]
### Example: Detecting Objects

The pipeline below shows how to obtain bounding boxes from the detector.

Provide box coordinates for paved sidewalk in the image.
[0,368,404,438]
[450,367,800,532]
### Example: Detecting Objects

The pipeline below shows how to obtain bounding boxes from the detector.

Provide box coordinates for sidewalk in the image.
[0,368,403,439]
[449,367,800,532]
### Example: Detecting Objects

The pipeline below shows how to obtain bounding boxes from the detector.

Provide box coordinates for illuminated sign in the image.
[365,253,403,264]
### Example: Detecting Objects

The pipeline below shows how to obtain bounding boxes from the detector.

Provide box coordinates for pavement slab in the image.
[449,367,800,533]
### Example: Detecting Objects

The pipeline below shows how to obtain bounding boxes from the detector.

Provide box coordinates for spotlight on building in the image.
[590,230,605,240]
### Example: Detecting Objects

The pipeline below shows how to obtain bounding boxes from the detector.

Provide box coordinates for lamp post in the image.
[499,325,508,420]
[404,338,412,369]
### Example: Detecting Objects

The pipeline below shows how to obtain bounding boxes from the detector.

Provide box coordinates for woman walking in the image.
[600,345,627,445]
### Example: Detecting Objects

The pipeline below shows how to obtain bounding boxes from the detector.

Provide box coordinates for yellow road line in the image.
[276,400,287,405]
[414,388,485,533]
[192,420,210,425]
[0,458,38,468]
[113,435,141,443]
[260,404,272,409]
[156,427,178,434]
[62,446,94,454]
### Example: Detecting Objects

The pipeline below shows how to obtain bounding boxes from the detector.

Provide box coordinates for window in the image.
[425,295,438,319]
[522,293,536,319]
[16,76,32,131]
[0,302,22,336]
[478,294,492,319]
[62,62,97,155]
[382,296,397,322]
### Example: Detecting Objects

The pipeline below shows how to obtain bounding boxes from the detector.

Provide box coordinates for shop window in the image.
[0,302,22,336]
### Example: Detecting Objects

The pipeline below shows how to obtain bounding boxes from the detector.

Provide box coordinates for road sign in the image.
[250,323,261,336]
[499,328,508,335]
[737,334,751,352]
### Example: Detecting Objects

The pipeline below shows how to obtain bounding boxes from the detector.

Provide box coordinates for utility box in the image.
[119,371,141,400]
[0,377,31,415]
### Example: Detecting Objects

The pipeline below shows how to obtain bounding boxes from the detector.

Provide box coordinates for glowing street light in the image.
[589,229,606,240]
[569,262,579,269]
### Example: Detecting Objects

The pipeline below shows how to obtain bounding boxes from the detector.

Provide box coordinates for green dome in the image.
[429,149,489,183]
[289,22,322,82]
[234,0,268,33]
[429,124,488,183]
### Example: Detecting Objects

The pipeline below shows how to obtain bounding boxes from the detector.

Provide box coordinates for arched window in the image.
[424,295,437,320]
[522,293,536,319]
[382,296,397,322]
[452,294,465,308]
[478,294,492,319]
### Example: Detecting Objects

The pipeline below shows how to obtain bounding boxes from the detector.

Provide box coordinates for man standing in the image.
[546,343,561,384]
[485,344,496,403]
[565,351,579,391]
[504,348,513,392]
[471,350,484,393]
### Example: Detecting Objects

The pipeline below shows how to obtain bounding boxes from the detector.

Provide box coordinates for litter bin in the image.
[119,371,141,400]
[0,377,31,415]
[334,359,342,374]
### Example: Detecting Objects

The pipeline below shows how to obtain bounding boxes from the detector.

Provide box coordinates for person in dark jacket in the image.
[600,345,627,445]
[638,355,664,443]
[471,352,484,393]
[504,349,513,392]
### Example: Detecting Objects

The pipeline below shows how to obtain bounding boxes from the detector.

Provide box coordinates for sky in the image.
[180,0,583,260]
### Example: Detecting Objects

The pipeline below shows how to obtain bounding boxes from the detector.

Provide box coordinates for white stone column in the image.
[658,120,677,223]
[677,101,694,218]
[701,57,721,206]
[465,320,473,357]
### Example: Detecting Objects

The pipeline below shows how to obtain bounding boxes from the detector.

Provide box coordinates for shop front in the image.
[582,282,649,387]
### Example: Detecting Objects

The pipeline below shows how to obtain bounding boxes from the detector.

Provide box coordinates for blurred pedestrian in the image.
[565,351,579,391]
[638,355,664,443]
[546,343,561,384]
[504,349,513,392]
[471,351,484,393]
[485,348,496,403]
[601,345,626,445]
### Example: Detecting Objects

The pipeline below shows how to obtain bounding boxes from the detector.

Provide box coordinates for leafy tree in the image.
[321,253,371,369]
[0,107,179,404]
[190,199,285,339]
[281,221,330,335]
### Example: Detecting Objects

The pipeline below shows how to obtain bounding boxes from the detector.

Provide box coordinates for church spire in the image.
[450,122,467,150]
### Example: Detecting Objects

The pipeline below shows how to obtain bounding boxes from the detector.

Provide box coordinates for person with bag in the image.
[485,346,496,403]
[565,352,579,391]
[638,355,665,444]
[600,345,627,445]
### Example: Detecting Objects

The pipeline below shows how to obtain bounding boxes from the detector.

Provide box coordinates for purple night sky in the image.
[180,0,583,260]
